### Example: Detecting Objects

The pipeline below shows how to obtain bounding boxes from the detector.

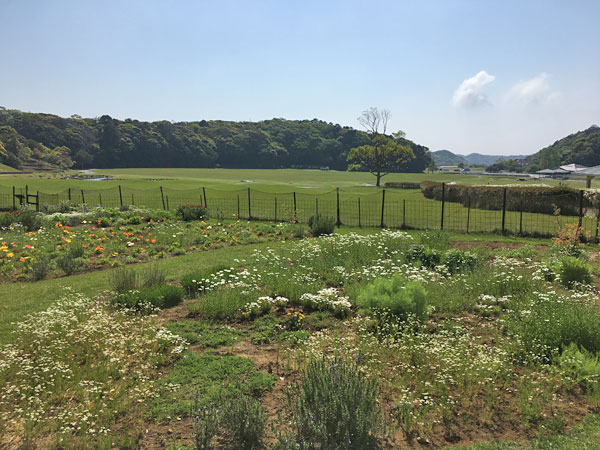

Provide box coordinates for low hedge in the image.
[383,182,421,189]
[420,182,588,216]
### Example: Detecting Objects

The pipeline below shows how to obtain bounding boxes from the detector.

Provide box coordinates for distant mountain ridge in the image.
[432,150,528,166]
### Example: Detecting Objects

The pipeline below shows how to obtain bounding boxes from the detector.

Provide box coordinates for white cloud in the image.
[506,73,560,106]
[452,70,496,108]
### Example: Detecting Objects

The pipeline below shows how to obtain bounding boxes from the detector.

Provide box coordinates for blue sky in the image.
[1,0,599,155]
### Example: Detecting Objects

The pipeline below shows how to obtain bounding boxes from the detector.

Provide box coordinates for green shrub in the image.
[557,256,593,288]
[176,205,209,221]
[31,257,51,281]
[140,263,167,288]
[509,294,600,362]
[289,358,381,450]
[405,245,440,269]
[57,254,81,275]
[20,209,42,232]
[142,285,184,308]
[221,395,266,449]
[192,400,220,450]
[308,214,335,236]
[109,266,138,292]
[112,284,184,311]
[68,244,85,259]
[356,276,427,322]
[420,230,450,251]
[443,249,480,274]
[189,287,258,320]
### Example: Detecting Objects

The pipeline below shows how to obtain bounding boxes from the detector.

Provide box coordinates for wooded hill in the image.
[525,125,600,171]
[0,107,433,172]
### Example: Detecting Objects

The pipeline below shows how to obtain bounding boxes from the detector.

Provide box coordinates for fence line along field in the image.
[1,168,598,237]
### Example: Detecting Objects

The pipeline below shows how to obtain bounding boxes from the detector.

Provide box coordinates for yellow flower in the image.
[6,252,14,258]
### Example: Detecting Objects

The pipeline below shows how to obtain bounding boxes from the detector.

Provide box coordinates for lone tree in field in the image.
[347,108,414,187]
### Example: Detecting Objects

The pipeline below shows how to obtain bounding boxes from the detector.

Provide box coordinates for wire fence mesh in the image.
[2,184,599,238]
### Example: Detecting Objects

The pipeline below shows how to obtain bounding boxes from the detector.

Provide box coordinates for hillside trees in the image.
[0,107,431,171]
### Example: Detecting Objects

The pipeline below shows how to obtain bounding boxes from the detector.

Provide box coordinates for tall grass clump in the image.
[189,287,259,320]
[308,214,335,236]
[419,229,450,251]
[557,256,593,288]
[286,358,381,450]
[357,275,427,322]
[109,266,138,292]
[112,285,184,312]
[509,293,600,362]
[221,395,266,449]
[140,263,167,287]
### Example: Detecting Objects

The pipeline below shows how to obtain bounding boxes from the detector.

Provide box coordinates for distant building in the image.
[559,163,589,173]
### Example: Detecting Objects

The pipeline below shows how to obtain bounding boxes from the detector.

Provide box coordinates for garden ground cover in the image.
[2,219,600,449]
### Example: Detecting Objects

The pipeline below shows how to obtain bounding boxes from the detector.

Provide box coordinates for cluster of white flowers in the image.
[300,288,352,317]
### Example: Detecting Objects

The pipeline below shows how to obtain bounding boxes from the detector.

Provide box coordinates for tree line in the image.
[0,107,433,173]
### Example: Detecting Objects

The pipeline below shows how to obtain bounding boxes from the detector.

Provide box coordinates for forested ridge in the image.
[0,107,433,172]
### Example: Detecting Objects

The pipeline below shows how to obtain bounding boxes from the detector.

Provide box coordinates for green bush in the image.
[56,254,82,275]
[405,245,441,269]
[112,284,184,311]
[357,276,427,322]
[109,266,139,293]
[420,230,450,251]
[176,205,209,222]
[221,395,266,449]
[31,257,51,281]
[509,294,600,362]
[308,214,335,236]
[19,209,42,232]
[142,285,184,308]
[557,256,593,288]
[140,263,167,288]
[289,358,381,450]
[443,249,480,274]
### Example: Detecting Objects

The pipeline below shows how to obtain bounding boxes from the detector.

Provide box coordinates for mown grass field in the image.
[2,202,600,449]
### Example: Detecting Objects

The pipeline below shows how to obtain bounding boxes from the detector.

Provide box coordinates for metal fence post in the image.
[519,211,523,235]
[166,195,169,210]
[247,188,251,220]
[203,187,207,208]
[336,188,341,226]
[36,191,40,212]
[119,185,123,207]
[595,205,600,243]
[81,189,85,205]
[578,190,584,230]
[160,186,166,210]
[501,188,507,233]
[466,196,471,233]
[68,188,71,203]
[440,182,445,230]
[293,192,297,217]
[380,189,386,228]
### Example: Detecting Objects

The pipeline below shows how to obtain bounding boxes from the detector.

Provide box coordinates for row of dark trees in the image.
[0,107,433,172]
